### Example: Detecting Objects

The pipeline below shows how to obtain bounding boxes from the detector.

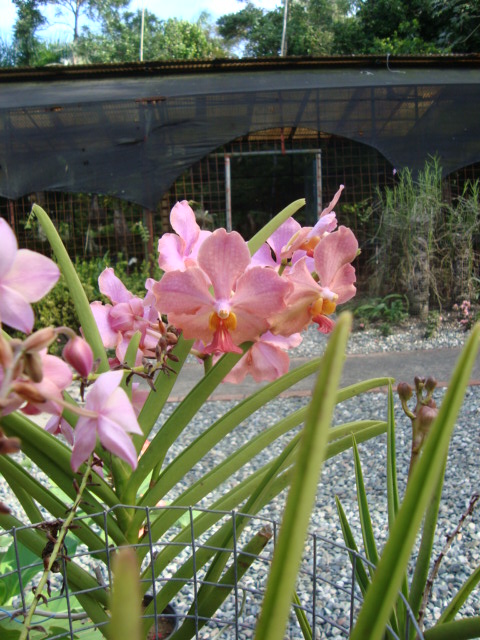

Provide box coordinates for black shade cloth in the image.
[1,55,480,209]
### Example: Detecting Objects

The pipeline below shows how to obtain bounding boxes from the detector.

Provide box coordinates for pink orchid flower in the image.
[224,331,302,383]
[157,201,211,272]
[251,217,303,269]
[153,228,292,355]
[90,268,160,364]
[71,370,142,472]
[271,225,358,335]
[282,185,343,259]
[0,219,60,333]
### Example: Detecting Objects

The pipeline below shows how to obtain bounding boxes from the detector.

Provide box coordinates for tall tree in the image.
[39,0,129,43]
[12,0,46,65]
[217,0,354,57]
[76,9,225,64]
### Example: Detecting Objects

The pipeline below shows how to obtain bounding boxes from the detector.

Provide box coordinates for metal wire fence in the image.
[0,505,424,639]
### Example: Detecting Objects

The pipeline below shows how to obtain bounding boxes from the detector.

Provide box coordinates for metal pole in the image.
[225,155,232,232]
[280,0,288,57]
[315,151,323,217]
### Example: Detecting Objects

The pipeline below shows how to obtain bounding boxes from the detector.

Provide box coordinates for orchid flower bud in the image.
[23,327,56,352]
[397,382,413,402]
[0,429,21,455]
[0,335,13,369]
[23,352,44,383]
[11,380,47,404]
[417,402,438,434]
[63,336,94,378]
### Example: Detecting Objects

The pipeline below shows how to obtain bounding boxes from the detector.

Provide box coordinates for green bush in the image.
[351,294,409,327]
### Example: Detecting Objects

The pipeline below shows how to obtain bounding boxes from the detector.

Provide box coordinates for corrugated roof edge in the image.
[2,54,480,83]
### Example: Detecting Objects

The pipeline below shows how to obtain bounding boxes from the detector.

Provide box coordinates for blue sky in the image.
[1,0,281,42]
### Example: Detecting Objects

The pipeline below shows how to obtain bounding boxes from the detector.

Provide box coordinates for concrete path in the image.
[167,346,480,402]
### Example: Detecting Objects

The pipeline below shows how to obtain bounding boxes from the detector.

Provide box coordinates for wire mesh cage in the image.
[0,505,424,640]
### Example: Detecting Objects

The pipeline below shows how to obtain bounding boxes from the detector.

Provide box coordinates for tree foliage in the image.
[39,0,129,41]
[217,0,353,57]
[3,0,480,68]
[75,9,225,63]
[12,0,46,65]
[217,0,480,56]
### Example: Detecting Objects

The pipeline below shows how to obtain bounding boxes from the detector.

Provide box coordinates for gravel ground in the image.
[1,317,479,639]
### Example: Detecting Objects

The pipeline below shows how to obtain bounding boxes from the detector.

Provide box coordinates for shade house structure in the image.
[2,55,480,204]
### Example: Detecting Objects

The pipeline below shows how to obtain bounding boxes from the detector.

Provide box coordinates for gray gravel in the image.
[2,318,479,638]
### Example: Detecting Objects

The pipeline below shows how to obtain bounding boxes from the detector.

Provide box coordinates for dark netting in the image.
[2,55,480,210]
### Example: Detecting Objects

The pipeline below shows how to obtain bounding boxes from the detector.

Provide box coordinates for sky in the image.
[1,0,281,42]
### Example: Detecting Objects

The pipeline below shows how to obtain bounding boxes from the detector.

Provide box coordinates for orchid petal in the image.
[251,243,277,268]
[97,416,139,469]
[153,267,213,315]
[90,301,119,348]
[314,226,358,288]
[98,268,133,304]
[0,219,17,278]
[42,354,73,389]
[157,233,188,272]
[268,218,302,260]
[85,371,124,412]
[197,229,251,300]
[71,418,98,472]
[5,250,60,302]
[102,387,143,435]
[320,184,344,218]
[170,201,199,253]
[0,285,35,333]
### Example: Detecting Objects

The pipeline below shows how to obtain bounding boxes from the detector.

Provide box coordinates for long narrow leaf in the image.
[247,199,305,255]
[353,438,379,570]
[437,564,480,624]
[135,335,193,441]
[32,204,109,372]
[335,496,371,595]
[386,383,400,527]
[350,323,480,640]
[385,384,408,636]
[423,616,480,640]
[254,312,352,640]
[170,527,273,640]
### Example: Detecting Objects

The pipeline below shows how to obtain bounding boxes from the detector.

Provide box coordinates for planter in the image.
[143,598,178,640]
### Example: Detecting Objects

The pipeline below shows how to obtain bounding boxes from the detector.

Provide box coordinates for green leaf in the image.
[254,312,352,640]
[135,335,194,441]
[423,616,480,640]
[293,591,313,640]
[247,199,305,255]
[0,541,40,606]
[335,496,371,595]
[386,383,400,528]
[350,323,480,640]
[437,564,480,624]
[31,204,109,372]
[170,527,273,640]
[353,438,379,570]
